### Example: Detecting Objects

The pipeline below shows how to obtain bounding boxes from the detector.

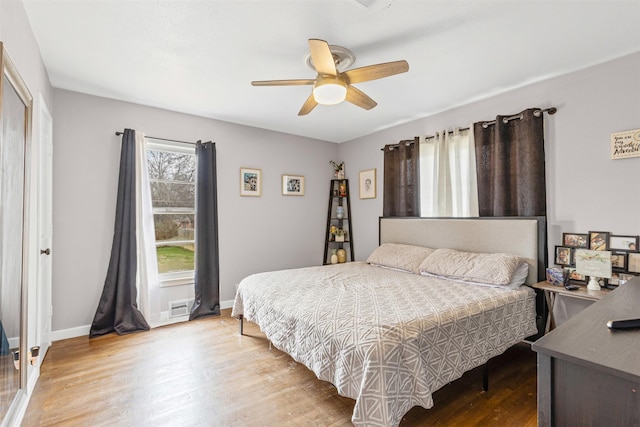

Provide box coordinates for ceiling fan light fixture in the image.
[252,38,408,114]
[313,76,347,105]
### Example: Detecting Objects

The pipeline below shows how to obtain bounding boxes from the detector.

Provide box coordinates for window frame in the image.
[146,138,196,287]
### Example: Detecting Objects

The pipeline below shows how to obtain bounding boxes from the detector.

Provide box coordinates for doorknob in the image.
[40,248,51,255]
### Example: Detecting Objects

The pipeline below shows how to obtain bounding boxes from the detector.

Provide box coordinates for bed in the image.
[232,217,545,427]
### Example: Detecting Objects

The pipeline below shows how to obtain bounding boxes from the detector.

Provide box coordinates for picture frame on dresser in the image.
[618,272,636,285]
[608,235,639,252]
[554,246,572,266]
[627,253,640,274]
[608,271,620,286]
[588,231,609,251]
[562,233,589,248]
[610,253,627,271]
[564,267,586,284]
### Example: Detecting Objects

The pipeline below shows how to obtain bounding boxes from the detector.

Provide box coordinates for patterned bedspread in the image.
[232,262,537,427]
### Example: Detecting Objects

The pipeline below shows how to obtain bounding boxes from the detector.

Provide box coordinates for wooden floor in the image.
[22,309,537,426]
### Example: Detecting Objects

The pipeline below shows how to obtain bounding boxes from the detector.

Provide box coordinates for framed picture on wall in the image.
[240,167,262,197]
[562,233,589,248]
[281,174,304,196]
[359,169,376,199]
[608,235,639,252]
[588,231,609,251]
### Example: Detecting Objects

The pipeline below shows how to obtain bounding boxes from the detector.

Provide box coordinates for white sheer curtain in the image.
[419,127,479,217]
[134,132,160,324]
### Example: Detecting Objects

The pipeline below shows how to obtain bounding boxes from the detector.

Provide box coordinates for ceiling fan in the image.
[251,39,409,116]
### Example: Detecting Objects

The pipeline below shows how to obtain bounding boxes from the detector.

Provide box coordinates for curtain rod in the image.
[424,107,557,139]
[115,131,202,146]
[480,106,557,129]
[380,137,418,151]
[380,107,557,150]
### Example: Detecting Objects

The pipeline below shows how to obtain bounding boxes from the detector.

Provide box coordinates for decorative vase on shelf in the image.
[337,248,347,263]
[330,250,338,264]
[336,206,344,219]
[335,233,345,243]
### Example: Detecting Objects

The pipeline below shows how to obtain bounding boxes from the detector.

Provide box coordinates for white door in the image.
[36,94,53,361]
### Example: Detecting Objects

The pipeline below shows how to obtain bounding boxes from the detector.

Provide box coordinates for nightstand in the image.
[532,281,612,333]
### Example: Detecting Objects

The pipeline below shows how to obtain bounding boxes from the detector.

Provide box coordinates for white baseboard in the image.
[51,325,91,342]
[50,299,235,342]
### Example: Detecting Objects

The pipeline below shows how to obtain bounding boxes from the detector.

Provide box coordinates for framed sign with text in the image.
[611,128,640,160]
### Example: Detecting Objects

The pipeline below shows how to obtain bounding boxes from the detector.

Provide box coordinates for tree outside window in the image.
[147,143,196,275]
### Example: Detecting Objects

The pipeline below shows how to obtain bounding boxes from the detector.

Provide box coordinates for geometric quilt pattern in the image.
[232,262,537,427]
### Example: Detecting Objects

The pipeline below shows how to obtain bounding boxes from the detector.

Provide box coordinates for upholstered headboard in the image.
[379,217,546,286]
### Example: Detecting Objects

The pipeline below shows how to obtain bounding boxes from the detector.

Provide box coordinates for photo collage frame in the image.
[555,231,639,286]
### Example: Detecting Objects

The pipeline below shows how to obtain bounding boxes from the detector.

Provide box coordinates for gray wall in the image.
[52,89,338,332]
[52,52,640,335]
[0,1,52,106]
[7,0,639,337]
[341,51,640,263]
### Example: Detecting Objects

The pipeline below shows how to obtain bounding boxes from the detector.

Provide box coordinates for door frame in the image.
[34,92,53,372]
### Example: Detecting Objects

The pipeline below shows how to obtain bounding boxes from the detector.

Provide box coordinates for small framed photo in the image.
[618,273,636,285]
[281,174,305,196]
[562,233,589,248]
[564,267,586,284]
[240,167,261,197]
[588,231,609,251]
[628,252,640,274]
[611,252,627,271]
[554,246,572,266]
[359,168,376,199]
[608,271,620,286]
[608,235,639,252]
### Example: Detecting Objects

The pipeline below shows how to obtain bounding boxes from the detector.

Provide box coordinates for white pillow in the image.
[508,262,530,288]
[418,248,523,286]
[420,262,528,289]
[367,243,435,274]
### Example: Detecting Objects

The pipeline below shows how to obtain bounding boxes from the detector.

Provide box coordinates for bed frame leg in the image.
[239,315,244,335]
[482,362,489,391]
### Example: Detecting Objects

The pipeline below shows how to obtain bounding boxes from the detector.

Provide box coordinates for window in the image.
[146,139,195,285]
[419,129,478,217]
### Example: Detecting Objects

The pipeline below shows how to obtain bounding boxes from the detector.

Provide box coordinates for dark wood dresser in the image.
[532,278,640,426]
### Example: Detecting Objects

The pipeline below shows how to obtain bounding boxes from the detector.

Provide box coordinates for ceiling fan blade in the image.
[298,93,318,116]
[252,79,315,86]
[308,39,337,76]
[345,86,377,110]
[343,60,409,84]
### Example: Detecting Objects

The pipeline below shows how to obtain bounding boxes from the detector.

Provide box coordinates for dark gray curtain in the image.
[474,108,546,217]
[0,321,9,355]
[90,129,150,338]
[383,137,420,217]
[190,141,220,320]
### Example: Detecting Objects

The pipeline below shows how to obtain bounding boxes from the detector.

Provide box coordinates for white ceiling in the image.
[22,0,640,143]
